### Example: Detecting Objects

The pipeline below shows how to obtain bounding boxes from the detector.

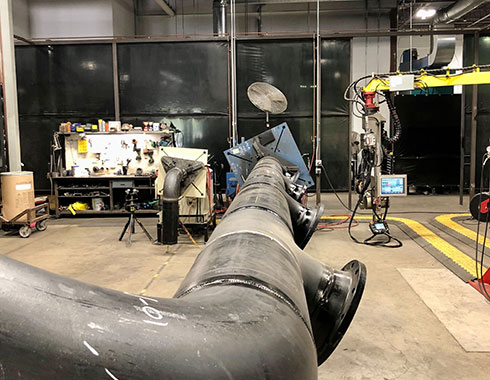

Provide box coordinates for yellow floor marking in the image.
[139,260,173,295]
[435,213,490,250]
[322,214,486,277]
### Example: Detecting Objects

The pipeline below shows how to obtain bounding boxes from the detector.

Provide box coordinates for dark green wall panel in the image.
[321,39,350,117]
[321,117,350,190]
[118,42,229,116]
[16,44,114,116]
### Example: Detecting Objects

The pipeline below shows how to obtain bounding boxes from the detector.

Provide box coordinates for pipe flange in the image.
[293,203,324,249]
[313,260,367,364]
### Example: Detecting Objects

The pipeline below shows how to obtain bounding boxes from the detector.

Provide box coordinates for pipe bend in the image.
[0,256,317,379]
[160,166,184,245]
[174,226,312,332]
[0,156,365,379]
[162,166,184,201]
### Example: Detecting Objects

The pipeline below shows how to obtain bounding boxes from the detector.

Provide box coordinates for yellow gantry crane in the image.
[364,65,490,92]
[360,64,490,110]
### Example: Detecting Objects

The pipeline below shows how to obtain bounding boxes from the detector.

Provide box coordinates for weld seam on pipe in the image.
[201,230,300,272]
[225,205,291,227]
[240,178,286,192]
[176,274,313,337]
[207,229,295,255]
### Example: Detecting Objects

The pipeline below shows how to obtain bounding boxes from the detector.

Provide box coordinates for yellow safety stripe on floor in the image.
[139,260,171,295]
[322,215,487,277]
[435,213,490,250]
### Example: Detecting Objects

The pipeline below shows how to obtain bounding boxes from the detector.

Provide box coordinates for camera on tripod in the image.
[124,189,139,212]
[119,188,153,246]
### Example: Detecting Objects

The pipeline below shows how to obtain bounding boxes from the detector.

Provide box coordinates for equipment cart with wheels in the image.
[0,203,49,238]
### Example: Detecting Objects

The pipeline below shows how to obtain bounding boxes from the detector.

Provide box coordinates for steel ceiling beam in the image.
[233,0,396,7]
[153,0,175,16]
[12,26,486,47]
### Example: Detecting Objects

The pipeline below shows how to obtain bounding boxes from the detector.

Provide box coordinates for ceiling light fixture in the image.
[415,8,436,20]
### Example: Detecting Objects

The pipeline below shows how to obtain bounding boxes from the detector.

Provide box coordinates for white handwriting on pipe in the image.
[132,298,169,327]
[105,368,119,380]
[83,340,99,357]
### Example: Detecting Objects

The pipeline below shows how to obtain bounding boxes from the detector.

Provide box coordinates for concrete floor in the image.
[2,194,490,379]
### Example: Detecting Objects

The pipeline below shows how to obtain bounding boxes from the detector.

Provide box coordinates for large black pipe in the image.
[0,156,365,379]
[159,157,204,245]
[160,167,184,244]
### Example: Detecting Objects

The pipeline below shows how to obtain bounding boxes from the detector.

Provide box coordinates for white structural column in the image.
[0,0,21,171]
[230,0,237,146]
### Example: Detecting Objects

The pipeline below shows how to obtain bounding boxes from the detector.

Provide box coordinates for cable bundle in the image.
[475,154,490,302]
[383,95,402,144]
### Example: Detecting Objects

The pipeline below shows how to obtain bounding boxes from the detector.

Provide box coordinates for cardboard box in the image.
[1,172,35,221]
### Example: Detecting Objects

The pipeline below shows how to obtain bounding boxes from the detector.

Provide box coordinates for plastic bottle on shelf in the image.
[98,119,105,132]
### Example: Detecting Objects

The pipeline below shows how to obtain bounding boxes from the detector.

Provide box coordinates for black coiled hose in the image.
[383,154,394,175]
[383,94,402,144]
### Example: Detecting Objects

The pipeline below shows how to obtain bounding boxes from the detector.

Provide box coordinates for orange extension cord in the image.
[317,214,359,230]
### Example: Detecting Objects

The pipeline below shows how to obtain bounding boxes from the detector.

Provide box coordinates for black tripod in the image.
[119,189,153,246]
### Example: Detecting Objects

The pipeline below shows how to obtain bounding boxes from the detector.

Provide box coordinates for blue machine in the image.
[226,172,238,198]
[224,123,314,188]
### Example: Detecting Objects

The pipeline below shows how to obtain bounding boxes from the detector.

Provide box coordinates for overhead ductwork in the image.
[211,0,396,22]
[213,0,227,36]
[433,0,490,24]
[0,156,366,379]
[399,34,456,71]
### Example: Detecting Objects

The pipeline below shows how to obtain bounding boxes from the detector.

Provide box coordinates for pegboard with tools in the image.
[63,131,175,177]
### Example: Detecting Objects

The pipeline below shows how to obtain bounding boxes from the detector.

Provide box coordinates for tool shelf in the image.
[58,186,111,190]
[52,176,157,217]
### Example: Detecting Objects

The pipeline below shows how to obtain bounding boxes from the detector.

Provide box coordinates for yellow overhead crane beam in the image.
[362,65,490,93]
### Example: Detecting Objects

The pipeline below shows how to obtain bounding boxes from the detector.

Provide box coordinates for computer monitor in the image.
[377,174,407,197]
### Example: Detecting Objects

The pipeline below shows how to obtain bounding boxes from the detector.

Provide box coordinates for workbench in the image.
[52,175,157,217]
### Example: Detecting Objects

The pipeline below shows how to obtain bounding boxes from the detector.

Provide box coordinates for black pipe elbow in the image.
[161,167,184,245]
[162,167,184,201]
[285,194,324,249]
[159,158,204,245]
